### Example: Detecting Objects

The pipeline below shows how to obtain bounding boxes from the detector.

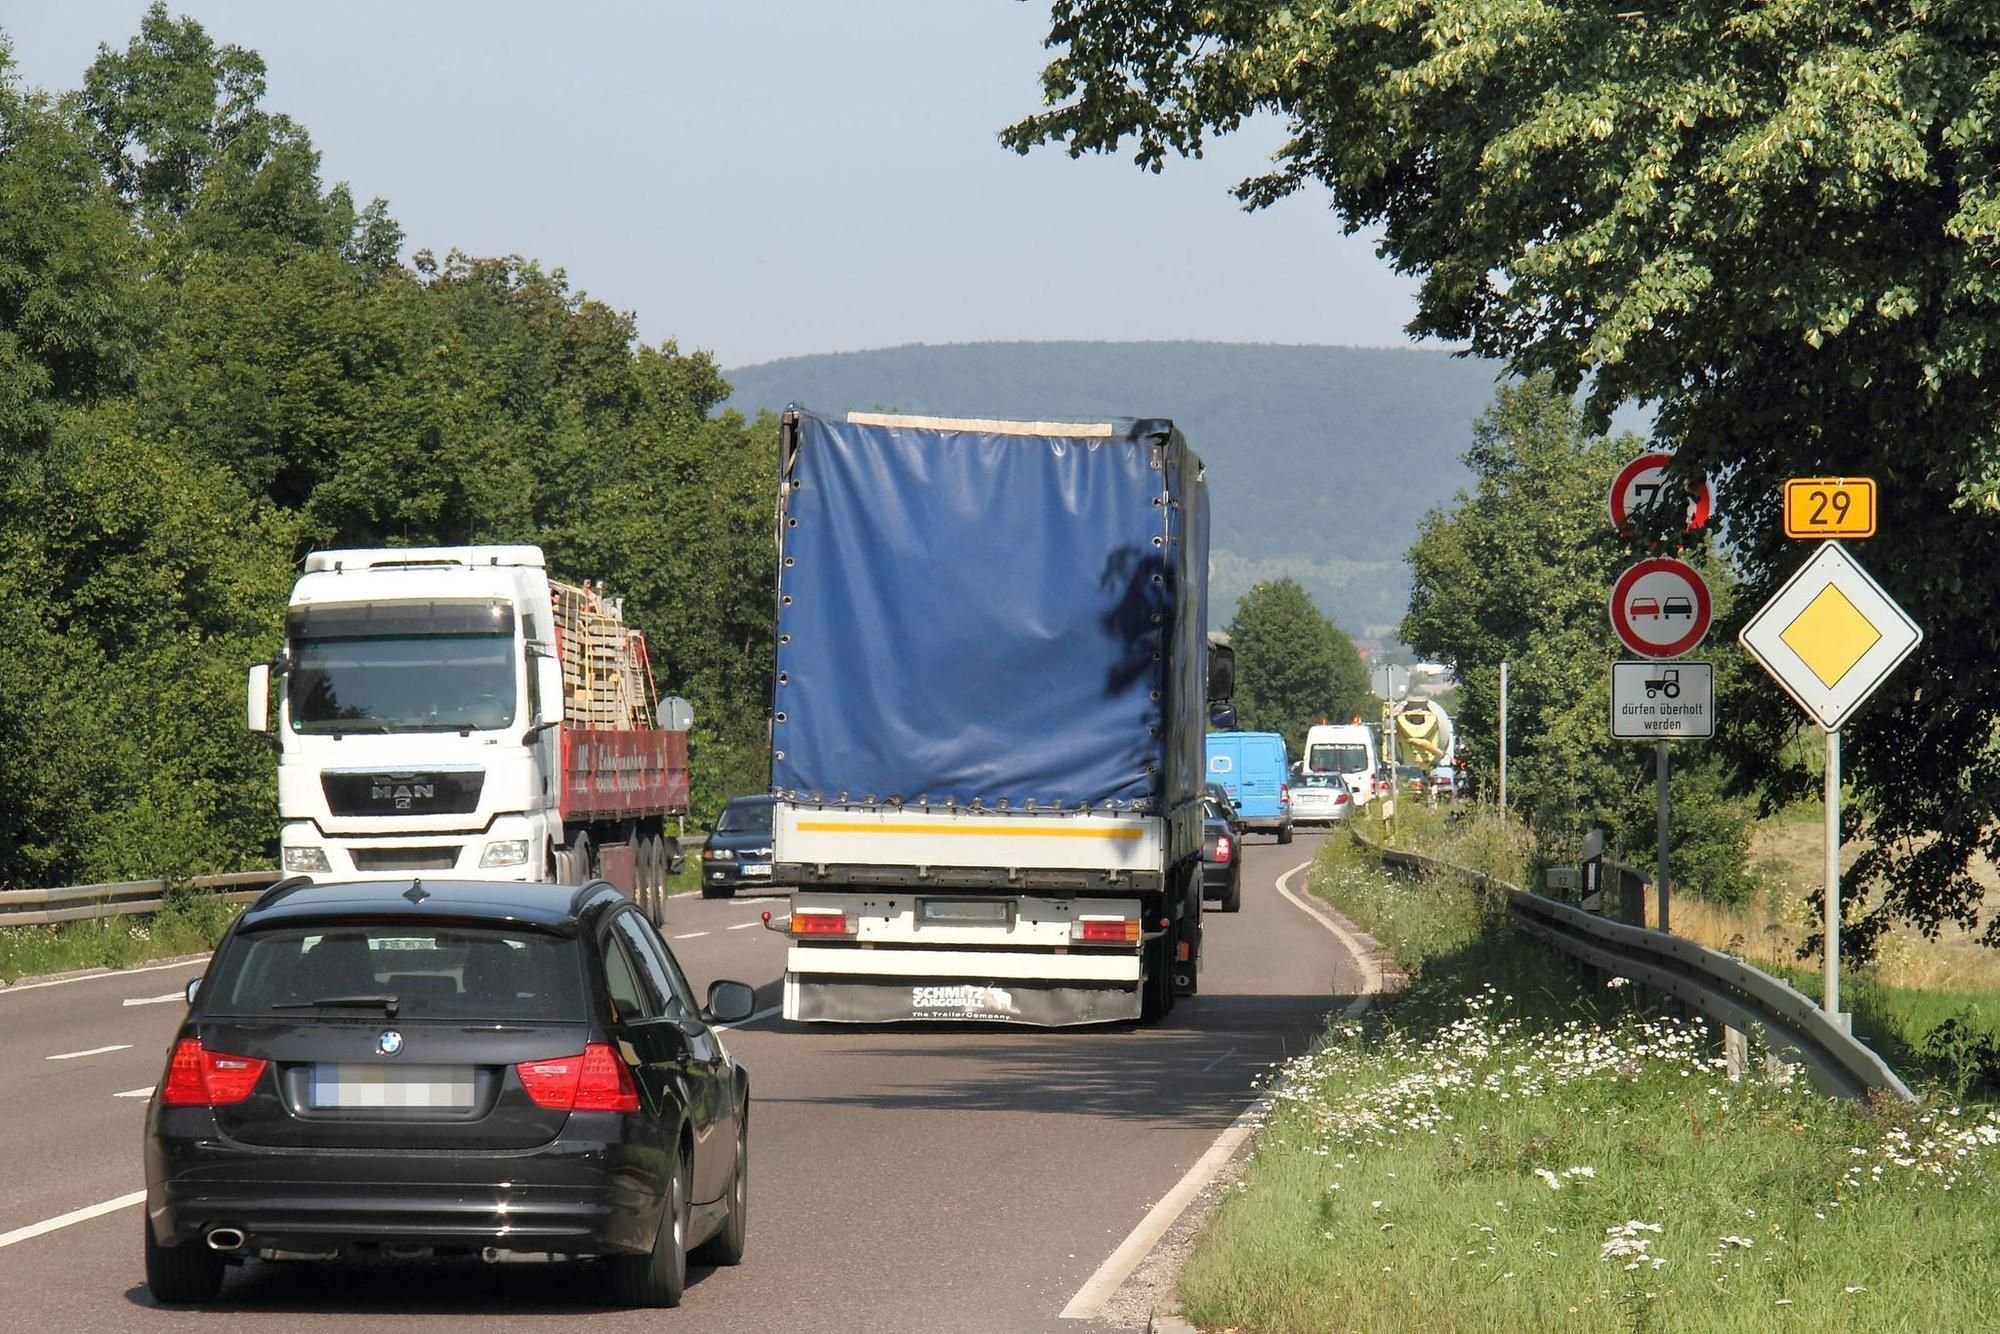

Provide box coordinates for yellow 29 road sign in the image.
[1783,477,1876,539]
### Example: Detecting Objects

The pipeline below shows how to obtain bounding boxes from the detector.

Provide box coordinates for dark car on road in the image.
[701,794,777,898]
[144,877,755,1308]
[1200,795,1242,914]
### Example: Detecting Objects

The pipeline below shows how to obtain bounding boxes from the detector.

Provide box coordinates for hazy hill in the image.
[720,342,1516,635]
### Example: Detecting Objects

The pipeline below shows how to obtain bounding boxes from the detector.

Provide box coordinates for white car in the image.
[1288,773,1353,826]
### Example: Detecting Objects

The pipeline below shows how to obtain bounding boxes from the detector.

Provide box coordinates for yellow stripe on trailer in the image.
[795,820,1146,841]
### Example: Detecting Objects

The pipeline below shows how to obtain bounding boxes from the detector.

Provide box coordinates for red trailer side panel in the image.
[558,727,691,821]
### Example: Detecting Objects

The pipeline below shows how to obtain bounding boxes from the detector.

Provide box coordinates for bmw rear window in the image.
[205,924,587,1021]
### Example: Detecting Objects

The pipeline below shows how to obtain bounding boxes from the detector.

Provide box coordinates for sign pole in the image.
[1824,726,1841,1022]
[1655,740,1670,933]
[1497,661,1508,816]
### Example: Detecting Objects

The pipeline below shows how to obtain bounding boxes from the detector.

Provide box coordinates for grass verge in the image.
[1176,825,2000,1332]
[0,889,241,985]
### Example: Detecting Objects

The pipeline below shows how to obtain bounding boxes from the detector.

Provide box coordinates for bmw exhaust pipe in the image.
[205,1227,246,1253]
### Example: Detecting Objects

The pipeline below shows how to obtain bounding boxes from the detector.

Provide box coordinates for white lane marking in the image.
[712,1004,781,1033]
[0,1190,147,1250]
[726,922,759,931]
[113,1086,155,1099]
[672,931,710,940]
[1273,856,1383,1014]
[45,1044,133,1061]
[121,992,185,1007]
[1061,1097,1269,1320]
[1062,856,1379,1321]
[1,955,208,996]
[1198,1046,1236,1074]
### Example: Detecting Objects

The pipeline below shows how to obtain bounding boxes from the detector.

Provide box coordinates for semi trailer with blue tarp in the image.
[766,408,1227,1024]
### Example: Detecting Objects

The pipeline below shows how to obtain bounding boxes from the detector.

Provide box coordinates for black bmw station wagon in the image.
[144,877,754,1308]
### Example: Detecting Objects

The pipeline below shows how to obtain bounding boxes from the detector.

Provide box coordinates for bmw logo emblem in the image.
[377,1030,404,1057]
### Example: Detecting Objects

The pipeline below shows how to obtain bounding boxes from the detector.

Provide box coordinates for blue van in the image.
[1205,731,1294,844]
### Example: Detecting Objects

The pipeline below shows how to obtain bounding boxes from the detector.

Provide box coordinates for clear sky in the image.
[1,1,1426,371]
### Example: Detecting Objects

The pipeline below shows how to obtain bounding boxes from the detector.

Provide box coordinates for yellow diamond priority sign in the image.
[1739,542,1921,731]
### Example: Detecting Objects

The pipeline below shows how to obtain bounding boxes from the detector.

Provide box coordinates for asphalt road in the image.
[0,831,1368,1331]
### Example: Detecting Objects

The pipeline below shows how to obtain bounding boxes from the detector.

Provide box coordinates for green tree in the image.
[1402,377,1753,899]
[1009,0,2000,939]
[0,4,780,892]
[1226,578,1370,753]
[0,44,137,457]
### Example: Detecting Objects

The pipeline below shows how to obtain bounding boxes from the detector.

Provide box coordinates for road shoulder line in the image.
[1063,854,1380,1322]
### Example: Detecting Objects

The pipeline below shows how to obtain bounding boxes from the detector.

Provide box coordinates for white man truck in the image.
[765,410,1230,1025]
[247,545,690,921]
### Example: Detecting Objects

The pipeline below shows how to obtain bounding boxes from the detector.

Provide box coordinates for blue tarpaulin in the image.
[772,410,1208,813]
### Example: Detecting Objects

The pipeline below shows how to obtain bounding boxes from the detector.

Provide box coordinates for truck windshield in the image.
[290,632,518,733]
[1309,743,1370,774]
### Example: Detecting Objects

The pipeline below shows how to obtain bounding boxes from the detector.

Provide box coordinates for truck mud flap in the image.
[789,978,1142,1026]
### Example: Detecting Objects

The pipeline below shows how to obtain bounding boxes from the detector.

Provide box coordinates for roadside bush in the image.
[1611,756,1758,907]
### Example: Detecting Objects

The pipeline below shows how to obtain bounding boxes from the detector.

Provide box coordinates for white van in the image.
[1303,722,1379,808]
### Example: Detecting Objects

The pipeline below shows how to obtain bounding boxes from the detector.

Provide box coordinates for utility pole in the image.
[1497,660,1508,816]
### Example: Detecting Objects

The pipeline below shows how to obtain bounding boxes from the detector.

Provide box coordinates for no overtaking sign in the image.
[1609,557,1712,659]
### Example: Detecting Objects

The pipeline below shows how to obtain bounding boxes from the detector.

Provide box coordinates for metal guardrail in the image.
[0,835,715,930]
[1351,829,1914,1103]
[0,871,285,928]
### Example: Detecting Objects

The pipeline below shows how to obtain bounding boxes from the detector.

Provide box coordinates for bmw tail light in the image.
[573,1043,641,1113]
[159,1038,267,1107]
[516,1052,583,1109]
[518,1043,639,1113]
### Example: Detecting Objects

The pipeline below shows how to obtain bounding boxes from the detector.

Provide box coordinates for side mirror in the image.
[1208,704,1237,731]
[533,655,566,729]
[246,664,270,733]
[184,976,203,1006]
[704,979,757,1026]
[1206,641,1236,703]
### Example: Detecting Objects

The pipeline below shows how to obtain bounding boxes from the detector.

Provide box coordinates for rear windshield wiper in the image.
[271,994,401,1016]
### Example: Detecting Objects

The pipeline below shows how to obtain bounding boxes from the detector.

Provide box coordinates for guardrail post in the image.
[1724,1025,1748,1082]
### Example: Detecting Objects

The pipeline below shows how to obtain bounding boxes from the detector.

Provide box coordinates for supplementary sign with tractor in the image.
[1610,662,1714,740]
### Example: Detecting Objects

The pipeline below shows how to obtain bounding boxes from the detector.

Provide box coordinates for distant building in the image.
[1408,662,1458,697]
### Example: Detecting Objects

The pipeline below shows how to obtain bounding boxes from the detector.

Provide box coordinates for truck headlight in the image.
[480,839,531,868]
[283,846,331,873]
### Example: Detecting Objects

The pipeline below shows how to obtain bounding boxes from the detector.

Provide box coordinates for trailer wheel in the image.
[642,833,668,926]
[557,832,595,886]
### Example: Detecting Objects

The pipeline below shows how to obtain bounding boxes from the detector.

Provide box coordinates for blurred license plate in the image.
[920,899,1009,924]
[308,1063,474,1110]
[741,863,771,877]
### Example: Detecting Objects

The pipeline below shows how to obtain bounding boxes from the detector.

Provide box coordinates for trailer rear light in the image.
[1215,834,1233,864]
[159,1039,268,1106]
[517,1043,640,1113]
[790,910,856,937]
[1071,917,1140,945]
